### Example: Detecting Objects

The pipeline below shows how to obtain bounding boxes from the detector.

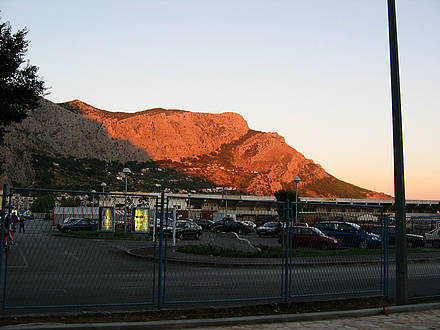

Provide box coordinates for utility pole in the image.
[387,0,407,305]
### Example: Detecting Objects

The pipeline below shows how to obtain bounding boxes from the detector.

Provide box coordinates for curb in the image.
[127,247,440,268]
[2,302,440,330]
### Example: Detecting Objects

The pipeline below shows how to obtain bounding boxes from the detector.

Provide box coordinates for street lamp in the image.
[101,182,107,193]
[91,190,96,219]
[224,187,229,217]
[187,193,191,219]
[123,168,131,232]
[294,176,301,224]
[123,168,131,193]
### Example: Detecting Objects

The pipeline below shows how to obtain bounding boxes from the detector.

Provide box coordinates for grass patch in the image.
[176,245,438,258]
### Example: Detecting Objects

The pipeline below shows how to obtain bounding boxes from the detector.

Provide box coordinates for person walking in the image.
[18,215,25,233]
[11,212,18,233]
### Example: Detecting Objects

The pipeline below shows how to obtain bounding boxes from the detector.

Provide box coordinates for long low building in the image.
[110,193,440,224]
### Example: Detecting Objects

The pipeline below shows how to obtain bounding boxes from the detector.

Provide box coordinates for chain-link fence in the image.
[1,185,439,310]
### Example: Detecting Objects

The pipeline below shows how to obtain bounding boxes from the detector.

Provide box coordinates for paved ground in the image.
[1,304,440,329]
[189,309,440,330]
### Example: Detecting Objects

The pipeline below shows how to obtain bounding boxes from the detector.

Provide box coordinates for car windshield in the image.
[65,219,81,225]
[264,222,278,227]
[312,227,325,236]
[64,218,80,224]
[176,222,187,228]
[350,223,360,231]
[427,228,439,234]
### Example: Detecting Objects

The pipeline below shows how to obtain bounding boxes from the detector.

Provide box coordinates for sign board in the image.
[133,207,149,233]
[99,207,115,232]
[322,198,337,203]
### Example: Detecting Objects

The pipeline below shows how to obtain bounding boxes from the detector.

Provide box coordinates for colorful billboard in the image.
[134,207,149,233]
[100,207,115,232]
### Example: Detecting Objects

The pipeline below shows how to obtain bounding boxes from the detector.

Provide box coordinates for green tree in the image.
[30,194,55,213]
[274,189,300,220]
[274,189,297,203]
[0,18,46,144]
[59,196,81,207]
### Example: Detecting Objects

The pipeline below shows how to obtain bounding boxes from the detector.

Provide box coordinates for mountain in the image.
[0,99,391,198]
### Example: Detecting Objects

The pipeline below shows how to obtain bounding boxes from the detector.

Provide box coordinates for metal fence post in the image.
[0,184,8,307]
[2,186,13,309]
[157,191,165,309]
[282,200,289,303]
[383,214,389,298]
[288,200,293,299]
[162,196,170,304]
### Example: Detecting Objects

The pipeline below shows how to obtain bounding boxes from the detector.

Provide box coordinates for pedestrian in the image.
[11,212,18,233]
[19,215,25,233]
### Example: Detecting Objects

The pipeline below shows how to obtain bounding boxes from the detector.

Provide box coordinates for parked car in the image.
[163,220,203,240]
[314,221,381,249]
[367,225,425,248]
[241,221,257,231]
[279,226,341,250]
[59,218,98,233]
[195,219,215,230]
[256,222,281,237]
[214,218,235,226]
[57,217,83,230]
[149,217,174,233]
[424,227,440,248]
[62,217,82,224]
[212,221,251,235]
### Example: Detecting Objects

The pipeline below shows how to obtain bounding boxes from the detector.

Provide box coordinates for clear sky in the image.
[2,0,439,200]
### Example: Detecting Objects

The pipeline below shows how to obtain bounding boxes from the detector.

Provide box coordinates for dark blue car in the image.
[314,221,381,249]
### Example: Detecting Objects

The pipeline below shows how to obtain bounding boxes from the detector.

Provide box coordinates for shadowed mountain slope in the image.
[0,99,391,198]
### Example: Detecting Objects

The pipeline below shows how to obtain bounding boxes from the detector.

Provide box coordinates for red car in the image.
[279,226,341,250]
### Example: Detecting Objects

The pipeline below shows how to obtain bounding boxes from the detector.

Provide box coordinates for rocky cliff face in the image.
[0,99,151,186]
[0,99,391,199]
[66,100,249,162]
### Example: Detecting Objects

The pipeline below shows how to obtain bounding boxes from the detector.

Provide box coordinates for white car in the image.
[424,227,440,248]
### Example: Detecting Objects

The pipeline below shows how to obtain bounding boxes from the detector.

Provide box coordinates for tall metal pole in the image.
[124,176,127,232]
[387,0,407,305]
[294,176,301,224]
[295,184,298,225]
[187,193,191,219]
[224,187,228,217]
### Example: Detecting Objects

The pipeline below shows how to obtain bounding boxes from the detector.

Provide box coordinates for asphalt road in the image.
[1,219,439,309]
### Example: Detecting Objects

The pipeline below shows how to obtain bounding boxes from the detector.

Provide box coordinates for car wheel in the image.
[320,243,330,250]
[238,229,243,235]
[358,239,368,249]
[195,233,200,239]
[407,240,414,248]
[177,233,183,240]
[433,241,440,248]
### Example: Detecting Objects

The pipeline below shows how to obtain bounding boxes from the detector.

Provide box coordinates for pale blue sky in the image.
[2,0,439,199]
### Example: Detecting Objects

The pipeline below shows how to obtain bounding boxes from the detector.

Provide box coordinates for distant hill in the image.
[0,99,391,198]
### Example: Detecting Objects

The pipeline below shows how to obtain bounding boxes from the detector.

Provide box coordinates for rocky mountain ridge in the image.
[0,99,391,198]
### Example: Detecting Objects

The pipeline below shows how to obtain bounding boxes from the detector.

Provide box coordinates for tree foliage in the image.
[59,196,81,207]
[0,18,46,143]
[30,194,55,213]
[274,189,300,219]
[274,189,298,202]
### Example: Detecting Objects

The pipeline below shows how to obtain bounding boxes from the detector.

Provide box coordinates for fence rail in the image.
[1,185,439,310]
